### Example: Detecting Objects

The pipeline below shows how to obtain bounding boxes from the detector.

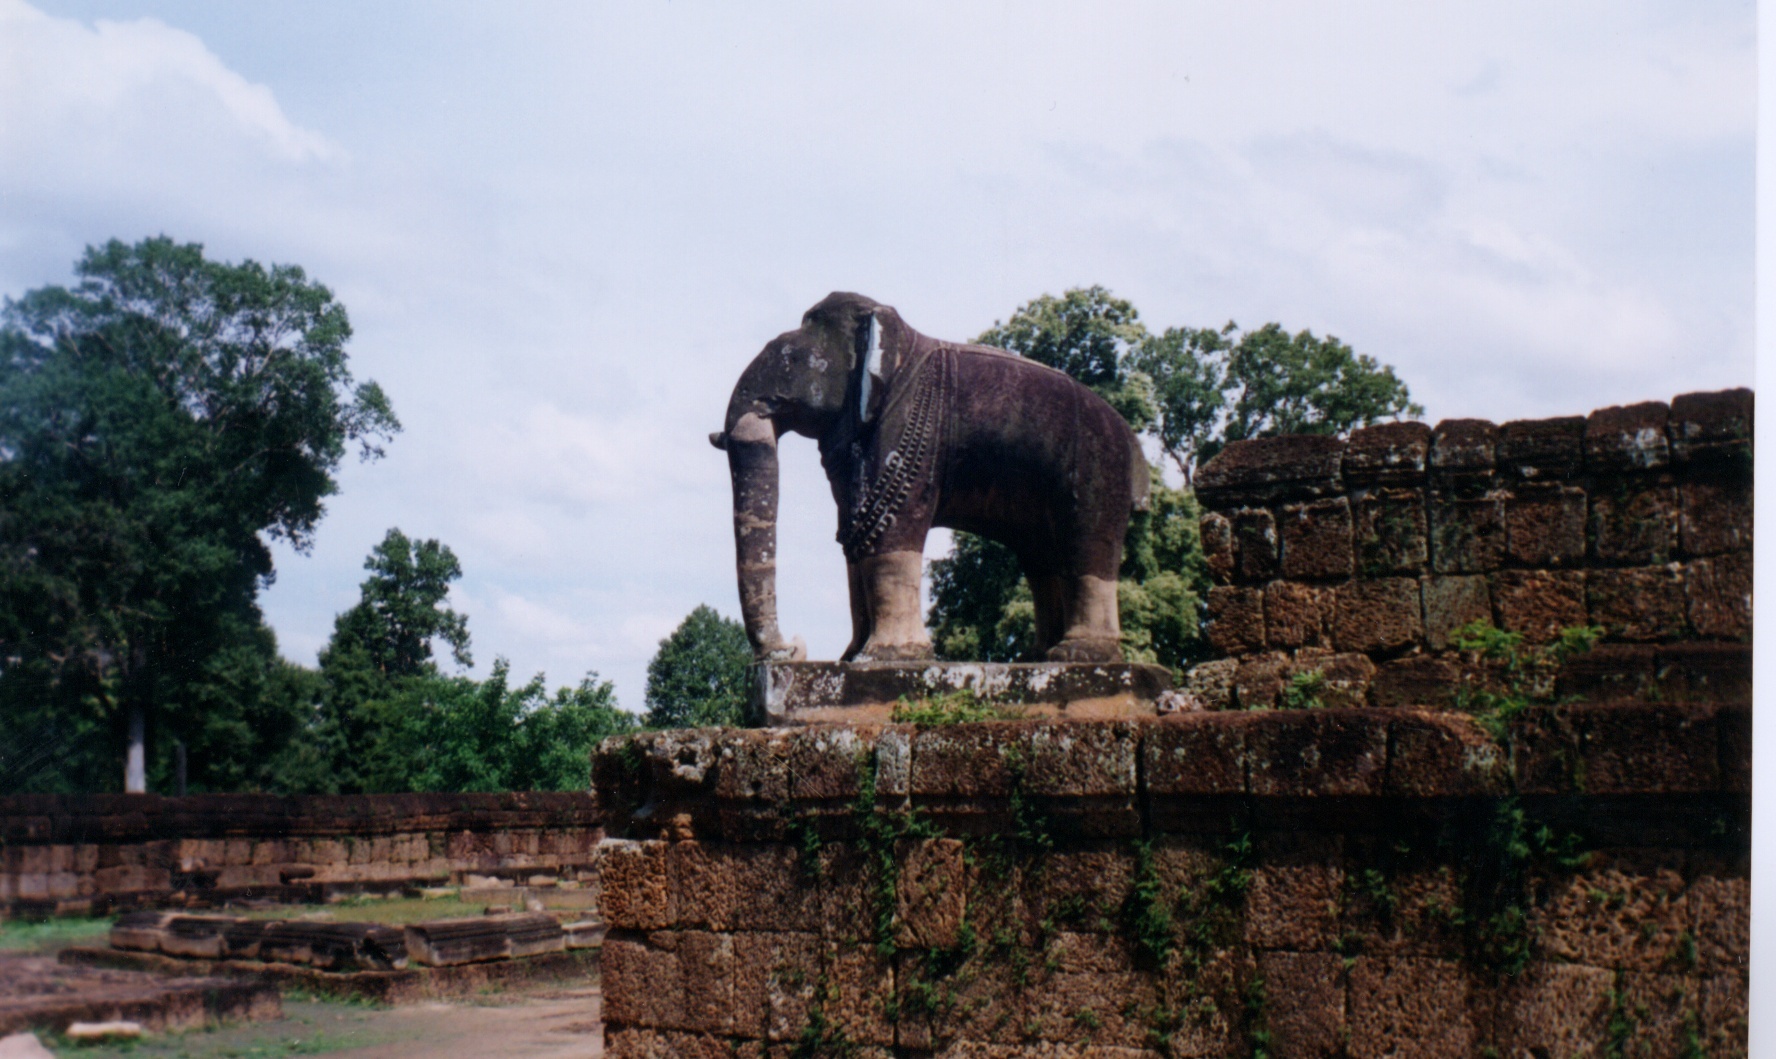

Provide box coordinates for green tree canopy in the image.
[644,605,752,728]
[1134,321,1423,483]
[0,237,398,793]
[321,528,472,681]
[280,528,634,793]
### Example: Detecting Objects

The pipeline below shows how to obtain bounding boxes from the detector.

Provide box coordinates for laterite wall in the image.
[0,792,603,917]
[589,710,1749,1058]
[1187,388,1751,711]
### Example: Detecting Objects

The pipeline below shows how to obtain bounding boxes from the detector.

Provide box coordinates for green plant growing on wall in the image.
[1450,621,1601,741]
[891,689,1026,725]
[1279,669,1327,710]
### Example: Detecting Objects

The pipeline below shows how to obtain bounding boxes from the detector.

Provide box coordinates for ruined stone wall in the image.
[589,712,1748,1057]
[1186,388,1752,711]
[0,792,603,917]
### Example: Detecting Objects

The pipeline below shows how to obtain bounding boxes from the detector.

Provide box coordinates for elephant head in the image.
[709,292,903,659]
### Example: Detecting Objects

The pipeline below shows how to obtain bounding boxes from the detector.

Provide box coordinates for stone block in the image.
[670,842,821,934]
[894,838,967,950]
[1384,712,1507,797]
[1232,652,1290,711]
[1346,957,1475,1059]
[1343,421,1430,486]
[1257,951,1346,1056]
[1419,575,1490,651]
[1020,721,1140,798]
[1179,658,1237,711]
[1368,654,1461,709]
[1504,484,1587,566]
[1615,972,1695,1057]
[1354,487,1428,576]
[1678,478,1752,557]
[1280,497,1354,579]
[1232,508,1280,582]
[1024,963,1159,1048]
[1195,434,1345,507]
[1428,492,1505,573]
[1493,963,1614,1059]
[1246,710,1387,797]
[1295,651,1376,709]
[908,724,1015,799]
[822,941,895,1046]
[1205,586,1265,655]
[730,930,819,1041]
[676,930,739,1035]
[1490,570,1587,644]
[1262,581,1330,649]
[604,1029,735,1059]
[709,729,793,804]
[1683,553,1751,640]
[1496,415,1586,481]
[1670,387,1753,465]
[894,945,1027,1049]
[1699,972,1749,1057]
[1588,565,1687,641]
[1575,701,1719,794]
[598,841,675,930]
[1331,578,1424,654]
[1143,713,1248,796]
[1243,835,1342,950]
[1590,482,1679,565]
[1689,873,1748,972]
[1537,851,1689,970]
[1428,418,1496,487]
[1023,843,1135,934]
[1555,643,1655,702]
[1585,400,1670,472]
[1200,511,1234,583]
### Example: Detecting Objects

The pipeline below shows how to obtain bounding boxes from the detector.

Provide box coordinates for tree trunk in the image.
[125,703,146,793]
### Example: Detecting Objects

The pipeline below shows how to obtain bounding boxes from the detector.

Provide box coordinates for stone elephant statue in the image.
[710,292,1148,664]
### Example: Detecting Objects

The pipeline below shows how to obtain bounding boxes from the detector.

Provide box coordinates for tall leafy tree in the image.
[287,529,635,792]
[1134,321,1423,483]
[0,237,397,793]
[644,605,752,728]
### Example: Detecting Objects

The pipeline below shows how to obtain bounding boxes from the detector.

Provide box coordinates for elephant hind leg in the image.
[1028,572,1068,657]
[841,561,871,662]
[1045,575,1123,663]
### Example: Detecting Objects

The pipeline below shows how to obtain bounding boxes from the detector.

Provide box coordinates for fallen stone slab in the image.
[405,913,565,966]
[63,1020,143,1042]
[60,945,598,1005]
[0,953,279,1037]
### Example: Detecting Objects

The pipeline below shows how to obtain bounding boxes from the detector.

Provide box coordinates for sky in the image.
[0,0,1758,714]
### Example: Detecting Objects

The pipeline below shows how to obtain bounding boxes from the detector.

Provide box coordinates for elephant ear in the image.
[857,311,886,422]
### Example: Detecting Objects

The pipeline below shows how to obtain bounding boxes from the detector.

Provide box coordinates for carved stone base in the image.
[752,661,1174,726]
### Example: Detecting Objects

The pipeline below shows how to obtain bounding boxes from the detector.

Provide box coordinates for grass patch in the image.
[0,915,114,952]
[890,689,1026,725]
[41,998,394,1057]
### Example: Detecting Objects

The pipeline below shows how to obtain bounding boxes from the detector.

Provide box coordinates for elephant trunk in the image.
[722,412,800,660]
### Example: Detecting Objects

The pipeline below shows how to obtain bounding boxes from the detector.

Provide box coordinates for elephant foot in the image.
[1045,637,1123,663]
[854,640,935,662]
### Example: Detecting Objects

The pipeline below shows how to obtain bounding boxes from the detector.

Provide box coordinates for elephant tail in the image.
[1128,431,1151,512]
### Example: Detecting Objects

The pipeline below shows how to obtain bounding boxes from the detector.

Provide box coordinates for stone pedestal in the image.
[751,660,1173,726]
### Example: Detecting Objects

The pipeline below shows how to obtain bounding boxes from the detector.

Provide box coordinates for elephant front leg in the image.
[841,561,871,661]
[1047,575,1124,663]
[854,549,934,661]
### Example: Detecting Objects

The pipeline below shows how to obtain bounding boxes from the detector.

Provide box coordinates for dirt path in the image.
[324,989,603,1059]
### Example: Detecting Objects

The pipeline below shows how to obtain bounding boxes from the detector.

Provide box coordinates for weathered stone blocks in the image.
[1588,565,1687,641]
[1586,401,1671,471]
[1429,492,1505,573]
[1280,496,1354,579]
[1505,484,1587,566]
[1491,570,1587,643]
[1354,487,1428,575]
[1332,578,1423,654]
[1205,586,1264,655]
[1343,421,1430,486]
